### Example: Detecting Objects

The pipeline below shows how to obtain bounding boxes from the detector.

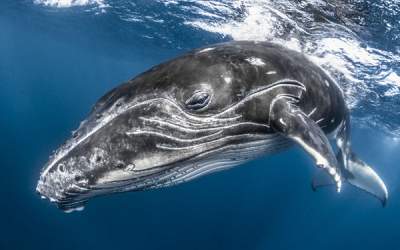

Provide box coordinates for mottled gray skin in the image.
[36,41,386,212]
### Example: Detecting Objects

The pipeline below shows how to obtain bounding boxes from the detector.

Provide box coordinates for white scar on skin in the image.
[246,57,266,66]
[198,48,215,53]
[224,76,232,84]
[308,107,317,117]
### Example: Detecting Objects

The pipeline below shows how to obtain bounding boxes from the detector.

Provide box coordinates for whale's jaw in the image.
[37,132,289,213]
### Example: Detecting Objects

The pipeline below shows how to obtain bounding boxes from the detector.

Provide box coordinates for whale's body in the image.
[36,41,387,212]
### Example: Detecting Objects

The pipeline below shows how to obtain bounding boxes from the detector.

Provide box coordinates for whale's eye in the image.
[185,91,211,110]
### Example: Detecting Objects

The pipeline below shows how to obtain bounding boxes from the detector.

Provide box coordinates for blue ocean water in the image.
[1,0,400,249]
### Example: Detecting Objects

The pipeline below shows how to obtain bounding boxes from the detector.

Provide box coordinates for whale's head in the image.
[36,45,304,212]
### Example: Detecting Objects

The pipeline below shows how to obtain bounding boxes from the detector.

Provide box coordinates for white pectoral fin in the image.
[269,93,388,205]
[344,152,388,206]
[269,96,342,192]
[312,130,388,205]
[335,114,388,206]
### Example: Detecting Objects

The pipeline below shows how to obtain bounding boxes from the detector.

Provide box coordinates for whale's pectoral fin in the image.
[340,152,388,206]
[269,96,342,192]
[335,116,388,206]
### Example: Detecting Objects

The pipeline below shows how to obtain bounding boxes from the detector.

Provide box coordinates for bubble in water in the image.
[64,206,85,214]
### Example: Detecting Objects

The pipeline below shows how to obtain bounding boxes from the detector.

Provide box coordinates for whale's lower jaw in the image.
[50,133,290,212]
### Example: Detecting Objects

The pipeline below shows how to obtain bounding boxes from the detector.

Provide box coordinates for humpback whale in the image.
[36,41,388,212]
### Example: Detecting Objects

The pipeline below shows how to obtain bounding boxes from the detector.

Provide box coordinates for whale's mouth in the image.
[37,187,88,213]
[38,133,290,213]
[37,130,279,213]
[54,198,88,213]
[36,173,91,212]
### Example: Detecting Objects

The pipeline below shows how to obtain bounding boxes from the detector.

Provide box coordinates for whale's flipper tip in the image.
[312,152,388,206]
[345,152,388,207]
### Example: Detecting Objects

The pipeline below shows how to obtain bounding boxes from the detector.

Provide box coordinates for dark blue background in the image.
[1,1,400,250]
